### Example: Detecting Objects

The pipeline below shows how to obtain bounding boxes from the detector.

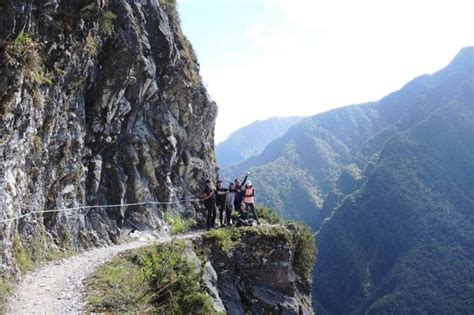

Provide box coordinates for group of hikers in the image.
[202,173,259,230]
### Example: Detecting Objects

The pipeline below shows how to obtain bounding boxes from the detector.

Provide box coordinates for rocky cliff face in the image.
[0,0,216,275]
[200,224,314,314]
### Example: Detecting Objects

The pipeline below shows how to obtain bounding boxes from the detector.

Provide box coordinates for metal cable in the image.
[0,199,202,224]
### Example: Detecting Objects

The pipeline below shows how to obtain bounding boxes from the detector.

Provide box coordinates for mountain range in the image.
[221,47,474,313]
[216,116,302,168]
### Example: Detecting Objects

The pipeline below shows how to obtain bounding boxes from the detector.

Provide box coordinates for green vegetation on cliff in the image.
[84,220,317,314]
[164,212,196,234]
[0,277,12,314]
[204,222,316,284]
[202,223,316,314]
[84,241,217,314]
[13,229,72,273]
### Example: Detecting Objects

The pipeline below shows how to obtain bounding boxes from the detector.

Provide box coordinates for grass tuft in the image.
[99,10,117,37]
[291,223,317,279]
[84,34,99,55]
[12,230,73,273]
[204,228,242,253]
[31,70,52,86]
[84,241,218,313]
[0,277,12,314]
[164,212,196,234]
[3,31,52,87]
[13,238,34,273]
[256,206,285,224]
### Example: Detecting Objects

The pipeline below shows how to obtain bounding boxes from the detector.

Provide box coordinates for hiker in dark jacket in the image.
[233,172,248,211]
[203,179,216,230]
[215,180,228,227]
[225,183,236,225]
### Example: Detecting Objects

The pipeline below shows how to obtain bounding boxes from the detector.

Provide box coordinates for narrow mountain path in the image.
[7,230,206,315]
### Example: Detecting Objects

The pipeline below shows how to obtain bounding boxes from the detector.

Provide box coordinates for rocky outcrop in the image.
[0,0,216,275]
[198,225,315,314]
[80,226,315,314]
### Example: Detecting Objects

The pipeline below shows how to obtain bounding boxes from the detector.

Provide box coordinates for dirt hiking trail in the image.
[7,230,205,314]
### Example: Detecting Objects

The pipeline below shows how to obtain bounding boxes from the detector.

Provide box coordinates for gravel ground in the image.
[7,230,204,314]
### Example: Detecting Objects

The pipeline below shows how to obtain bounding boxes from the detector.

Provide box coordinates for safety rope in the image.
[0,199,202,224]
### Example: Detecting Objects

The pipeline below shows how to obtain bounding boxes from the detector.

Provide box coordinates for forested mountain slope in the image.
[315,75,474,313]
[217,116,302,168]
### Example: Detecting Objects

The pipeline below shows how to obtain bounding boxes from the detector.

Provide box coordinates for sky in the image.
[178,0,474,144]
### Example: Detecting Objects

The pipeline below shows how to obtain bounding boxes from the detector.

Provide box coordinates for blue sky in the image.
[179,0,474,143]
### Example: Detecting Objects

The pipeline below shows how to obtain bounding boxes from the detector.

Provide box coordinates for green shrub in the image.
[13,238,34,272]
[292,224,317,279]
[13,230,72,273]
[31,70,52,86]
[85,255,143,311]
[7,32,39,69]
[3,31,53,88]
[146,242,215,313]
[164,212,196,234]
[204,228,242,253]
[84,241,218,314]
[256,206,285,224]
[84,34,99,55]
[99,11,117,36]
[246,224,293,244]
[13,32,33,46]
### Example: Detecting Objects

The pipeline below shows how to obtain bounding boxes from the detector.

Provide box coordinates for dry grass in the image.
[84,34,99,55]
[3,32,53,87]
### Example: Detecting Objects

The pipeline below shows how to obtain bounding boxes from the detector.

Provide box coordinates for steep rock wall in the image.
[199,225,315,314]
[0,0,216,274]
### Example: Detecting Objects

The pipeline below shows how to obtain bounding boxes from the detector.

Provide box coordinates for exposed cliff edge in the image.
[0,0,216,277]
[83,224,316,314]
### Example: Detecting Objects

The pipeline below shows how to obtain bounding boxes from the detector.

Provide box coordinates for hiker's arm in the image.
[241,174,248,186]
[203,191,212,200]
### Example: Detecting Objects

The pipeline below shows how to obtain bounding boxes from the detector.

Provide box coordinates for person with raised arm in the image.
[233,172,249,212]
[243,181,259,225]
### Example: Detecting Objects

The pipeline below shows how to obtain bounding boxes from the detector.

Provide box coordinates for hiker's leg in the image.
[226,206,232,225]
[206,204,212,230]
[219,206,224,225]
[247,203,258,223]
[212,205,217,228]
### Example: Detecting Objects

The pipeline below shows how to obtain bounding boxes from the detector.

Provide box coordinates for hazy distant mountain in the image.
[216,116,303,168]
[225,47,474,313]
